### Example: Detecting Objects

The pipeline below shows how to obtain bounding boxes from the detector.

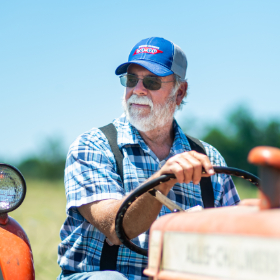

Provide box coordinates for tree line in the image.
[201,106,280,176]
[15,106,280,181]
[17,137,66,181]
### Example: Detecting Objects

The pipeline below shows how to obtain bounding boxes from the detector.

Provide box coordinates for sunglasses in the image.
[119,74,174,91]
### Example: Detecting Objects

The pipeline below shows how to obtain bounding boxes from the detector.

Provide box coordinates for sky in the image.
[1,0,279,163]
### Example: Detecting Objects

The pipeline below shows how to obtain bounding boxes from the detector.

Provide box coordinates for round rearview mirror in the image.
[0,164,26,213]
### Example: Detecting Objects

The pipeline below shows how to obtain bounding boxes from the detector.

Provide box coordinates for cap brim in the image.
[115,59,173,77]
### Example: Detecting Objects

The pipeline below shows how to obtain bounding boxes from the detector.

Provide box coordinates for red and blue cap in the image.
[115,37,187,79]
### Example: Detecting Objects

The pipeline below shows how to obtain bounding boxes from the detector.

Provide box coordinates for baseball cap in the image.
[115,37,187,79]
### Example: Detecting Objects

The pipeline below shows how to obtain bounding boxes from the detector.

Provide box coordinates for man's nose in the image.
[133,78,148,96]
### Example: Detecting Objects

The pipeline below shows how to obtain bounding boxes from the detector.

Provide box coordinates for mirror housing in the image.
[0,163,26,214]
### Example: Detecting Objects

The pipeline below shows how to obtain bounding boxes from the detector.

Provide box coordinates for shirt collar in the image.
[113,114,192,157]
[113,114,140,146]
[171,120,192,154]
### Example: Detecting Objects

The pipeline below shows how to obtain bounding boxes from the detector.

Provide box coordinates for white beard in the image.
[122,89,178,132]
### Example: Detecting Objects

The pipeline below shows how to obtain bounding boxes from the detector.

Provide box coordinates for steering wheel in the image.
[115,166,260,257]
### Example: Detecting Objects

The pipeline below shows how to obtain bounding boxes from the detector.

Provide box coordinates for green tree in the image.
[18,137,66,181]
[201,106,280,175]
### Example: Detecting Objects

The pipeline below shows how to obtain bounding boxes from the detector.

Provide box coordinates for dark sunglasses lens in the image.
[120,76,127,87]
[126,75,138,87]
[120,75,138,87]
[143,77,161,90]
[120,75,161,90]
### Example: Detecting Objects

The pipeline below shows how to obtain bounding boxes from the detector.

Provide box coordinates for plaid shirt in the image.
[57,114,240,280]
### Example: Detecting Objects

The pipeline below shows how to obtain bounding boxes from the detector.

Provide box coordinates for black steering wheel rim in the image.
[115,166,260,257]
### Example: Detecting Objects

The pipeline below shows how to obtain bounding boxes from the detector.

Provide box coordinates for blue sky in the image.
[1,0,279,162]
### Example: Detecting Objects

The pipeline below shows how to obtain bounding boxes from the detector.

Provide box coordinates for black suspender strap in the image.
[100,123,124,182]
[185,134,215,208]
[98,124,215,270]
[99,124,121,271]
[99,241,119,271]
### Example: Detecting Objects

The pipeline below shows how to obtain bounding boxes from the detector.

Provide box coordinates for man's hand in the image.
[155,151,215,195]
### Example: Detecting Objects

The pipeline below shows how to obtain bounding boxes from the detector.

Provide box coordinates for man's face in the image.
[122,64,179,132]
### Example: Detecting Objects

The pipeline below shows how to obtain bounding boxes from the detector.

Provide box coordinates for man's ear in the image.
[176,81,188,106]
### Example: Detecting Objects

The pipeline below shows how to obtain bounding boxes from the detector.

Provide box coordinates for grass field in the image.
[10,179,258,280]
[11,179,66,280]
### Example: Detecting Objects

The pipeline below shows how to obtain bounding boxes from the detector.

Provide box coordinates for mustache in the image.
[127,95,153,109]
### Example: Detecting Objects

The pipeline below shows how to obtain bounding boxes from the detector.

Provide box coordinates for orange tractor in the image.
[0,146,279,280]
[0,164,34,280]
[115,146,280,280]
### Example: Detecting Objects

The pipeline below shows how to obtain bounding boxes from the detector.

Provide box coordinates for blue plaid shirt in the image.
[57,114,240,280]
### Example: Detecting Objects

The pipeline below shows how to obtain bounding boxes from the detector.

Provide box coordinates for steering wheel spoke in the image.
[148,189,184,212]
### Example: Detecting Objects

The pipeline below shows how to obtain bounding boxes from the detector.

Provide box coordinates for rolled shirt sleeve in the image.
[64,128,125,212]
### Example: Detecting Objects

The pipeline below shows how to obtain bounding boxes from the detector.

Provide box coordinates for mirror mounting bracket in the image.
[0,213,8,225]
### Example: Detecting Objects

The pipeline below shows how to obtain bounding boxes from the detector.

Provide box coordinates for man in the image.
[57,37,240,280]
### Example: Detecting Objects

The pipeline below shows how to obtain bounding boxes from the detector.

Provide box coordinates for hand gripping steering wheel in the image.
[115,166,260,257]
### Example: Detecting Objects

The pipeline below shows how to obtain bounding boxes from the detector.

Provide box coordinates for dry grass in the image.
[9,178,258,280]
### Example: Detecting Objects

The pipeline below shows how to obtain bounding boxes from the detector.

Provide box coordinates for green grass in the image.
[11,179,66,280]
[233,178,258,200]
[9,179,258,280]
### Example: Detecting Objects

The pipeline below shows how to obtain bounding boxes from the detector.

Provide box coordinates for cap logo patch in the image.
[133,45,163,55]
